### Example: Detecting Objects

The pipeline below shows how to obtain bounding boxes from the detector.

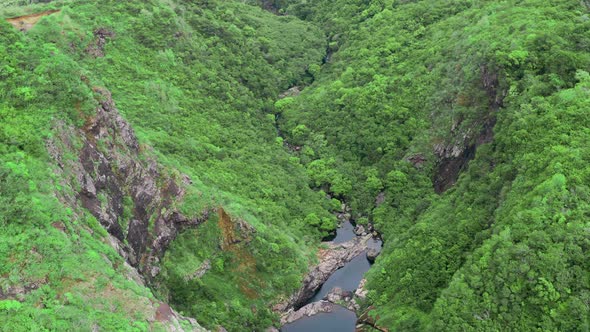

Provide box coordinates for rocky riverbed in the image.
[274,232,373,313]
[277,220,382,331]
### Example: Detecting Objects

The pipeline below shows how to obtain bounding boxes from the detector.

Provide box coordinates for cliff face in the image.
[47,86,210,279]
[42,85,214,330]
[433,65,505,193]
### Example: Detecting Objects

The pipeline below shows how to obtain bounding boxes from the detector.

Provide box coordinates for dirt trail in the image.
[6,10,60,32]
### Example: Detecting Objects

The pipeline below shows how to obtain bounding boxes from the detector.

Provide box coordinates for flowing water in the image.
[331,220,356,243]
[281,221,382,332]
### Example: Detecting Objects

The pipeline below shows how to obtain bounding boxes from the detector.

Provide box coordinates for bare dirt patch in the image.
[217,207,260,299]
[6,9,60,32]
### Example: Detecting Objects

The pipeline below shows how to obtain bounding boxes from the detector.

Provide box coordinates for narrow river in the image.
[281,221,382,332]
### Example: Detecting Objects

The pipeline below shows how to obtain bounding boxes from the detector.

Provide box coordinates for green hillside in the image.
[277,0,590,330]
[1,0,590,331]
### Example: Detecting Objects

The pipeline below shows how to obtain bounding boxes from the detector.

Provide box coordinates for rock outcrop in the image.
[155,302,207,332]
[433,65,505,193]
[280,285,360,325]
[280,301,335,325]
[336,203,352,223]
[278,86,301,98]
[46,85,210,331]
[366,248,380,263]
[354,278,368,300]
[185,259,212,281]
[85,28,115,58]
[47,86,210,278]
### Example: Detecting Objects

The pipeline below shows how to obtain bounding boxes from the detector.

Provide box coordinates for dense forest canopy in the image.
[1,0,589,331]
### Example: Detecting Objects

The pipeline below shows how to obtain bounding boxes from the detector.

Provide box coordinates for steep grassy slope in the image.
[0,0,332,330]
[275,0,590,330]
[0,10,207,331]
[3,0,590,331]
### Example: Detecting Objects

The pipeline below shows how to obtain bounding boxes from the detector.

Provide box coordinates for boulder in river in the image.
[324,287,353,303]
[337,212,352,222]
[353,224,366,236]
[321,286,363,312]
[366,248,380,263]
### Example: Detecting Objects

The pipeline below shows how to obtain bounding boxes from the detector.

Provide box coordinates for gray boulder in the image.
[366,248,380,263]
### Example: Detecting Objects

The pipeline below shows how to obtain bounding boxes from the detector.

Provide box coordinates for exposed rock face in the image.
[281,301,335,325]
[375,192,386,206]
[274,234,372,312]
[281,286,361,325]
[278,86,301,98]
[407,154,427,168]
[0,276,47,302]
[354,278,368,300]
[336,203,352,223]
[48,86,210,277]
[185,260,212,281]
[85,28,115,58]
[46,86,210,331]
[433,132,477,194]
[332,288,361,312]
[433,65,505,193]
[155,302,207,332]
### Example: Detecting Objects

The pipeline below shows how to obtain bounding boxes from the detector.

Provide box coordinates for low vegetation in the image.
[2,0,590,331]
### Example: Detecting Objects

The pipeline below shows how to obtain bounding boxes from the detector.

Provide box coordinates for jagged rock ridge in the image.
[48,85,210,279]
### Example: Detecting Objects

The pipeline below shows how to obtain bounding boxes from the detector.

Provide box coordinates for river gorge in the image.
[281,221,382,331]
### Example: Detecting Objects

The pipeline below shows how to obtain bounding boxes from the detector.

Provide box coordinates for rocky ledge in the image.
[281,281,367,325]
[274,234,372,315]
[281,301,336,325]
